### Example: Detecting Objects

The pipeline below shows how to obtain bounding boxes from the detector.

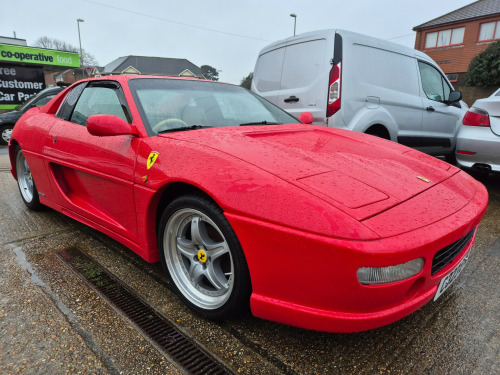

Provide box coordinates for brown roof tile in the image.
[413,0,500,30]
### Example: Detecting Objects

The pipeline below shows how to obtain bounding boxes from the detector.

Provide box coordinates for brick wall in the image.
[414,15,500,76]
[456,85,499,107]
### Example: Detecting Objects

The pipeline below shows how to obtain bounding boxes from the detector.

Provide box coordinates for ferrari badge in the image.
[197,250,207,263]
[417,176,431,183]
[147,152,159,169]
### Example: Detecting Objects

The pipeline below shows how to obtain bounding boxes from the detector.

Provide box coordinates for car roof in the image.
[38,86,64,95]
[73,74,231,86]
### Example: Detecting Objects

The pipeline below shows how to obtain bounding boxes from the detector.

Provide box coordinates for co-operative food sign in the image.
[0,44,80,68]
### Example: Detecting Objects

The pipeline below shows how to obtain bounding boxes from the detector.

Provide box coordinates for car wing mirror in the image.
[298,111,314,124]
[447,90,462,104]
[87,115,138,137]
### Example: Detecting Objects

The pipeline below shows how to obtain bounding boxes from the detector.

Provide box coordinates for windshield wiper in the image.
[239,121,281,126]
[157,125,212,134]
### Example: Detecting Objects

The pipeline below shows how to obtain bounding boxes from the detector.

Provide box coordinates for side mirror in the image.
[298,111,314,124]
[87,115,138,137]
[447,90,462,104]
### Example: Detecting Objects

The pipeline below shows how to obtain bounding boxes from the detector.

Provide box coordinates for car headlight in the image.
[357,258,424,285]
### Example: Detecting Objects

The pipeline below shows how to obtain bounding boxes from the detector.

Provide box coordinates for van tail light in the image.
[462,107,490,127]
[327,62,341,117]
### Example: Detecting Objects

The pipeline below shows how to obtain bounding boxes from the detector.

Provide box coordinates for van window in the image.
[254,48,285,92]
[418,62,450,102]
[351,45,419,95]
[280,40,326,90]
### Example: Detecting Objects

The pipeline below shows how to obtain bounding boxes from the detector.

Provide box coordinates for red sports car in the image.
[9,76,488,333]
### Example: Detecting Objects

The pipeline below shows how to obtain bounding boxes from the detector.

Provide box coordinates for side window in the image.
[35,94,56,107]
[70,86,129,126]
[418,62,451,102]
[55,83,86,119]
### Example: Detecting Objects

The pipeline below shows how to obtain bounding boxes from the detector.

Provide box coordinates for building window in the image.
[478,21,500,42]
[425,27,465,49]
[446,73,458,83]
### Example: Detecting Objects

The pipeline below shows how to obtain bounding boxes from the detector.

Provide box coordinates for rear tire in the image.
[0,125,13,145]
[15,146,43,210]
[158,194,251,320]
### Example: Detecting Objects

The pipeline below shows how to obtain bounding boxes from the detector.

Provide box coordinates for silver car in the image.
[456,88,500,178]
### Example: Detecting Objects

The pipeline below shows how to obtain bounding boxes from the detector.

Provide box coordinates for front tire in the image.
[158,194,251,320]
[15,146,43,210]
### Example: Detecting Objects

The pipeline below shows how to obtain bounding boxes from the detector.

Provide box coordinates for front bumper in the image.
[226,173,488,333]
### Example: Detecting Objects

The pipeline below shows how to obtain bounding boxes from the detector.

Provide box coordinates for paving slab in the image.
[1,156,499,374]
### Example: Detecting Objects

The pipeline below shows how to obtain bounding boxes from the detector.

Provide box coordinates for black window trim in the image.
[56,80,133,125]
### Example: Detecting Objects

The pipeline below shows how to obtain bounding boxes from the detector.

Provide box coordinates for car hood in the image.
[160,125,464,224]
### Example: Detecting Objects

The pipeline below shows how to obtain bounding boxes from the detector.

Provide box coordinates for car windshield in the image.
[129,78,298,134]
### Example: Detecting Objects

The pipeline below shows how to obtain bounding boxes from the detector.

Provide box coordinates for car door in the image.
[43,81,140,242]
[416,61,462,153]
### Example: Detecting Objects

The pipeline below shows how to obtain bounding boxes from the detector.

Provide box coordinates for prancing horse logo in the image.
[147,152,159,169]
[197,250,207,263]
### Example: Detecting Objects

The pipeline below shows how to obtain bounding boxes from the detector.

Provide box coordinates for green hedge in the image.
[465,41,500,87]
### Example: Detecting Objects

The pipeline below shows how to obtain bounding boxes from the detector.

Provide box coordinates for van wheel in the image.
[365,125,390,140]
[444,150,457,165]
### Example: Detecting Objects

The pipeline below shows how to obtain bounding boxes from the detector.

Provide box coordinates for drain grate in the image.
[58,247,233,375]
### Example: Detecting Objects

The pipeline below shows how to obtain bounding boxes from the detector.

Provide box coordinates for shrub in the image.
[465,41,500,87]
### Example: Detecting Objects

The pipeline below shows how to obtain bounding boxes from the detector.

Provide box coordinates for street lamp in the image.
[290,13,297,36]
[77,18,84,67]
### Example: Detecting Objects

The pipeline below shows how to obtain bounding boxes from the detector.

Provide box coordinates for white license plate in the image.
[433,252,470,301]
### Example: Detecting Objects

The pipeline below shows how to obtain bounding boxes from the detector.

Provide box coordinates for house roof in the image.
[102,56,203,77]
[413,0,500,30]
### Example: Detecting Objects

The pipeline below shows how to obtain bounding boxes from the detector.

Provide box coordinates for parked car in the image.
[0,85,64,145]
[10,76,487,333]
[456,88,500,178]
[252,29,467,161]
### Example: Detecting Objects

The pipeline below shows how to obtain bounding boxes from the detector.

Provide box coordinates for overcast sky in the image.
[0,0,475,84]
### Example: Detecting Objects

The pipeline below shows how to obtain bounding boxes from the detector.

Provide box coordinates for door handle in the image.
[284,96,299,103]
[426,106,435,112]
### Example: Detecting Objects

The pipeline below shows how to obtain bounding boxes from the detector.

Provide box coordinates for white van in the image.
[252,29,466,159]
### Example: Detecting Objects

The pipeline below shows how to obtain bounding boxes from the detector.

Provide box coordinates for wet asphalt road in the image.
[0,147,499,375]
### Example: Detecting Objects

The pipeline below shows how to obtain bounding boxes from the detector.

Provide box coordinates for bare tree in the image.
[34,36,99,66]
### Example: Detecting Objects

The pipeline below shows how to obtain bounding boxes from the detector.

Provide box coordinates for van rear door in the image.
[277,38,330,124]
[252,42,287,107]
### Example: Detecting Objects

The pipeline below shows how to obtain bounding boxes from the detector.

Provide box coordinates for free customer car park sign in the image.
[0,66,45,108]
[0,44,80,110]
